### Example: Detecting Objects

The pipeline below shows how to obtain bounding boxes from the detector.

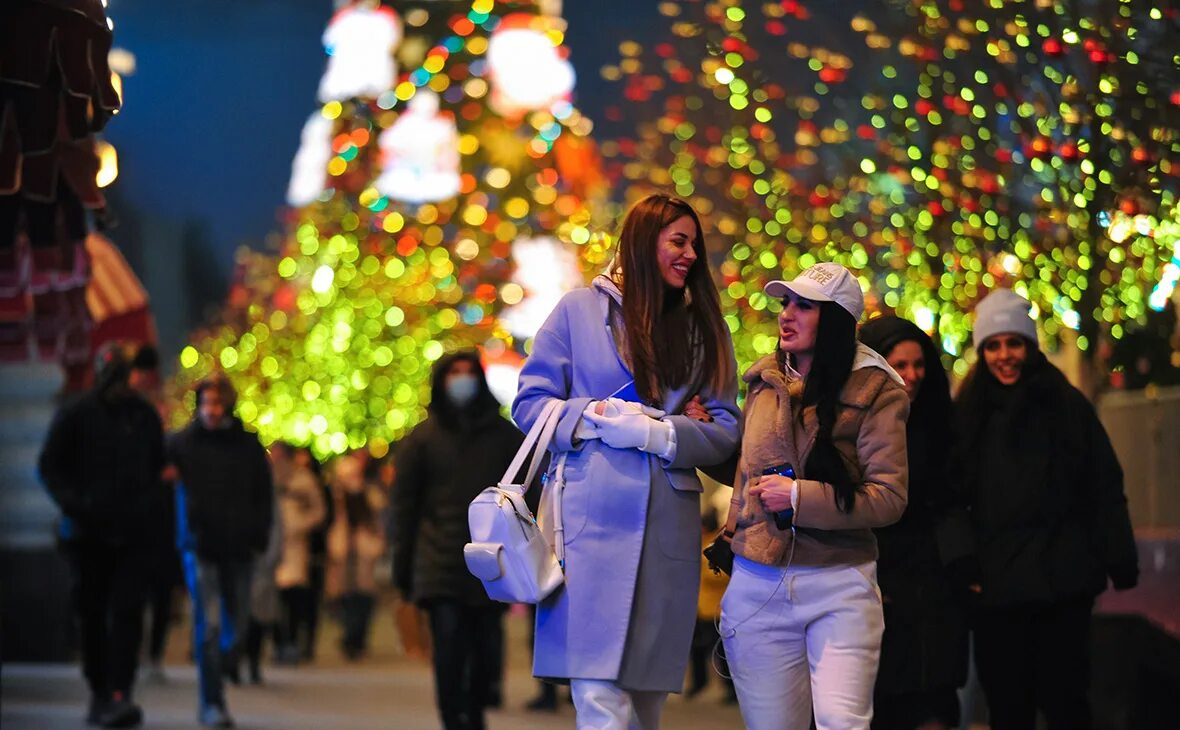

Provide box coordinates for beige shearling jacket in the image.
[728,346,910,568]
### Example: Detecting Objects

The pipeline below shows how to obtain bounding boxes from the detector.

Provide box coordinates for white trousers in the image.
[721,556,884,730]
[570,679,667,730]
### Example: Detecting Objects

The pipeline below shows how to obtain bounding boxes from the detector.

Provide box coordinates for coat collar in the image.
[742,344,901,476]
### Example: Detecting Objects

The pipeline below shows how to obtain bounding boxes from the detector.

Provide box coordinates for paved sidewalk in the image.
[1,661,744,729]
[2,602,744,729]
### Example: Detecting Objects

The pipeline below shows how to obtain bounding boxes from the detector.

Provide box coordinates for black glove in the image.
[1109,561,1139,591]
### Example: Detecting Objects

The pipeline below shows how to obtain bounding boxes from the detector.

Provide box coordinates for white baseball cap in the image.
[764,262,865,320]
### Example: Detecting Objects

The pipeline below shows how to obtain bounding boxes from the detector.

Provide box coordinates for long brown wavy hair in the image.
[609,194,733,403]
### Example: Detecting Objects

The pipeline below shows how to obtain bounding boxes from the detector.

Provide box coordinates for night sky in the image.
[100,0,664,356]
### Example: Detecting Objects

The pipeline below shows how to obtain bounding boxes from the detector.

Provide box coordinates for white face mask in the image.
[445,374,479,407]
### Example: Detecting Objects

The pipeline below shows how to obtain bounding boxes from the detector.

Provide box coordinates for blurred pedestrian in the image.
[513,194,741,729]
[944,289,1139,730]
[273,442,326,664]
[326,451,387,660]
[128,344,182,684]
[296,446,333,661]
[393,351,523,730]
[859,316,967,730]
[169,374,273,728]
[243,447,287,684]
[39,341,166,728]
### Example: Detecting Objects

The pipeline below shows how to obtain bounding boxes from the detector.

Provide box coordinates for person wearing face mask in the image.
[513,194,740,729]
[391,350,524,730]
[858,317,967,730]
[719,263,909,730]
[168,374,273,728]
[942,289,1138,730]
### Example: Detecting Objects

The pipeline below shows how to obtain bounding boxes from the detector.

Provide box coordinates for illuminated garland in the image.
[604,0,1180,377]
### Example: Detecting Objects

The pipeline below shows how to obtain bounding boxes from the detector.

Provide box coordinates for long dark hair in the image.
[610,194,733,403]
[858,316,952,440]
[780,301,859,513]
[860,316,953,507]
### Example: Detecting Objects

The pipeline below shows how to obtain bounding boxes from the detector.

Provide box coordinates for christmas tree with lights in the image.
[603,0,1180,381]
[173,0,605,457]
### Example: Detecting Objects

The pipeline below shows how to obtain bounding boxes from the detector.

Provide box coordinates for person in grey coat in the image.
[513,194,741,729]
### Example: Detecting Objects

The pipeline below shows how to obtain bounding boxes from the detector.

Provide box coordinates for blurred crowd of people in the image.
[37,344,422,728]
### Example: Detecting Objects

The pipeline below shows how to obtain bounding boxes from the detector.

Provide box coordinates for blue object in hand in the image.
[610,380,641,404]
[760,463,796,530]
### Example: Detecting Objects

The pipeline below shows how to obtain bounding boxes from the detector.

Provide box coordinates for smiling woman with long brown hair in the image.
[513,194,740,729]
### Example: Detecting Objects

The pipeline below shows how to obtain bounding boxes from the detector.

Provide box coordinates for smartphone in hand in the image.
[760,463,796,530]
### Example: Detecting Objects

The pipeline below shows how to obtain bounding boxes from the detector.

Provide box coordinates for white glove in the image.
[583,407,676,460]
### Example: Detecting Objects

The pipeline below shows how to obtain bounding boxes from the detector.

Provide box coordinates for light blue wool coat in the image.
[512,278,741,692]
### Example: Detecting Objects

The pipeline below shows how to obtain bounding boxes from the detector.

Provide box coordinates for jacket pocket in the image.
[655,482,702,562]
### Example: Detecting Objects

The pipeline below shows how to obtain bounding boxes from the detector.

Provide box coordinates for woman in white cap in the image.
[718,262,910,730]
[941,289,1138,730]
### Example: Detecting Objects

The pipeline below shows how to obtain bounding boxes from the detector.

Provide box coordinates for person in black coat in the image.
[860,316,968,730]
[943,290,1139,730]
[168,374,273,728]
[392,350,524,730]
[39,341,167,728]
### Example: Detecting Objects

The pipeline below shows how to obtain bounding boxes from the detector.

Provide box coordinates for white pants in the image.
[570,679,667,730]
[721,556,884,730]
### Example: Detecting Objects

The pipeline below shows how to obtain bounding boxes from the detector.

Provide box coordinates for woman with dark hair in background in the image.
[943,289,1138,730]
[273,443,326,665]
[326,451,387,661]
[295,446,333,662]
[392,350,523,730]
[859,316,967,730]
[513,193,741,729]
[720,263,909,730]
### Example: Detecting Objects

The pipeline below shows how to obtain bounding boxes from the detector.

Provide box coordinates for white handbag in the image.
[464,399,568,604]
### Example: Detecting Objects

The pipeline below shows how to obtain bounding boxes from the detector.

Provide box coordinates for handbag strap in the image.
[499,398,564,495]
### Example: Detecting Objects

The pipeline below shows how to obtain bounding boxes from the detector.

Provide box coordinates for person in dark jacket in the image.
[169,374,273,728]
[944,289,1139,730]
[39,341,167,728]
[860,316,968,730]
[392,350,524,730]
[128,344,182,684]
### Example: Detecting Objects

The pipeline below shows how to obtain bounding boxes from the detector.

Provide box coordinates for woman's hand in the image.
[749,474,795,513]
[682,395,712,422]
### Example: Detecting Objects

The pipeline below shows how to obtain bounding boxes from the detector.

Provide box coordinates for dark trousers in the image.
[339,591,376,658]
[304,561,325,659]
[63,541,148,700]
[244,619,278,678]
[145,550,179,663]
[974,597,1094,730]
[183,553,254,710]
[426,600,504,730]
[279,586,315,652]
